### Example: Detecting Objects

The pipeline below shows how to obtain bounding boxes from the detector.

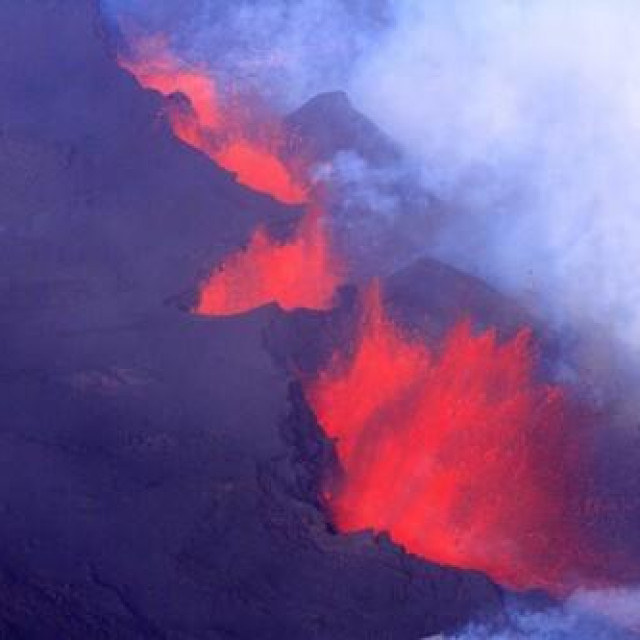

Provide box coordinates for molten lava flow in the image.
[196,206,341,315]
[304,284,605,594]
[119,38,307,205]
[119,36,343,314]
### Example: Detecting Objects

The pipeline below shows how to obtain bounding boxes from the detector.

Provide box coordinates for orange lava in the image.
[119,36,343,314]
[196,206,342,315]
[119,37,307,205]
[304,284,604,594]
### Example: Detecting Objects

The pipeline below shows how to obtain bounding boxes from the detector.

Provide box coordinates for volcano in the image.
[2,1,640,638]
[0,2,506,638]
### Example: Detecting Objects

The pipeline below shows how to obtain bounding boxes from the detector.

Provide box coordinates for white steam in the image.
[350,1,640,356]
[443,587,640,639]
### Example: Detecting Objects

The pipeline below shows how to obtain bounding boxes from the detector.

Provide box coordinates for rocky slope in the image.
[0,1,526,637]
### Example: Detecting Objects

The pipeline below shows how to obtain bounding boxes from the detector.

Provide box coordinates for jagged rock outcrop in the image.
[284,90,401,166]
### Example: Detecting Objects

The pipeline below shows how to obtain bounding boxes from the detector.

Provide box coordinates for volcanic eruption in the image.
[115,22,640,604]
[303,283,627,595]
[10,0,640,636]
[119,37,343,316]
[39,2,638,636]
[119,36,307,205]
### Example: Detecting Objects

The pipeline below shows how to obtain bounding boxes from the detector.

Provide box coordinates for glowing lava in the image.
[119,37,307,205]
[196,206,342,315]
[119,37,343,314]
[304,284,606,594]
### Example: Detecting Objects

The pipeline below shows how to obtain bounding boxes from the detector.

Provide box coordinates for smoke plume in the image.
[351,1,640,366]
[446,587,640,639]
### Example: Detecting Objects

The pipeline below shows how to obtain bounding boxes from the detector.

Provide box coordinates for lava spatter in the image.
[304,283,611,594]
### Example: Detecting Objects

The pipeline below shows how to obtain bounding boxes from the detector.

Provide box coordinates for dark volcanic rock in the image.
[384,257,533,342]
[0,0,508,638]
[285,91,445,281]
[284,91,401,166]
[265,257,533,381]
[0,0,297,307]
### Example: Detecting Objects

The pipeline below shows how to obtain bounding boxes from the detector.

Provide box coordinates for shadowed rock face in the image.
[284,91,402,166]
[0,0,295,307]
[264,257,533,386]
[285,90,446,281]
[0,1,515,637]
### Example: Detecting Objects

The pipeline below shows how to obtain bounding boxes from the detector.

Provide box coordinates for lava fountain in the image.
[303,283,618,595]
[118,36,343,314]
